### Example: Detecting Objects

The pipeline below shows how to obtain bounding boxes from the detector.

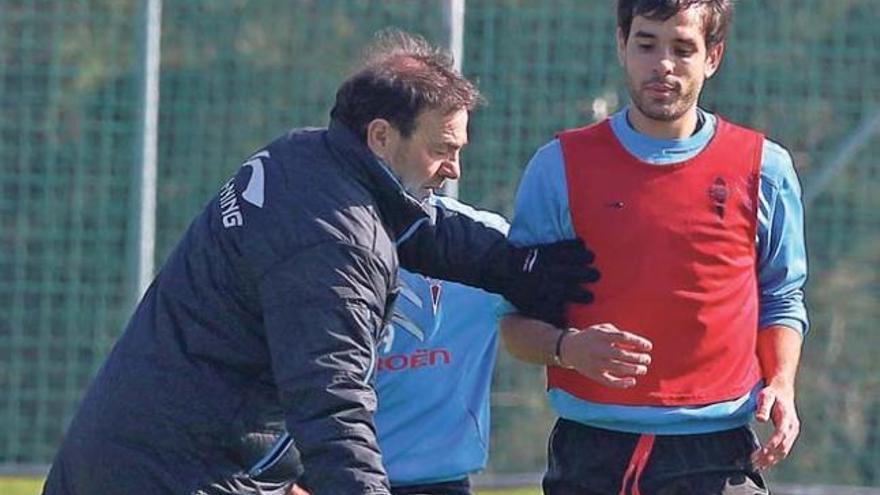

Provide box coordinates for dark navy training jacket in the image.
[43,120,516,495]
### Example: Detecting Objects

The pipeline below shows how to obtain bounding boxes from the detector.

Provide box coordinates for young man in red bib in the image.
[500,1,808,494]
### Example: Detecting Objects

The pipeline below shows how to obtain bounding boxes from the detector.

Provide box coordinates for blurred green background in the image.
[1,0,878,487]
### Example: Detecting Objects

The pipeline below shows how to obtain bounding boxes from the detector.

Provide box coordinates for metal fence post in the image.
[135,0,163,299]
[441,0,465,200]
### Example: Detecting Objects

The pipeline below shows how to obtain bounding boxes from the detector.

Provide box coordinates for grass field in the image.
[2,478,42,495]
[0,477,540,495]
[478,490,540,495]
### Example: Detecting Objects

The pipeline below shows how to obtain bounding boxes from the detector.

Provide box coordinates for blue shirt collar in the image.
[609,106,716,165]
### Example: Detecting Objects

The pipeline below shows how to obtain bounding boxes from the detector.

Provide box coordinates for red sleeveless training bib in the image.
[550,117,763,406]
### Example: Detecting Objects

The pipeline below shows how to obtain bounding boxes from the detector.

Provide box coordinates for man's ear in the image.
[704,41,725,80]
[366,118,397,159]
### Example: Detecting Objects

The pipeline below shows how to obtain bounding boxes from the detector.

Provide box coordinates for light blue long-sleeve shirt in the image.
[506,107,808,434]
[374,196,508,485]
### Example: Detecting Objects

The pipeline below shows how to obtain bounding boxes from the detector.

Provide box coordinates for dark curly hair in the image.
[617,0,734,48]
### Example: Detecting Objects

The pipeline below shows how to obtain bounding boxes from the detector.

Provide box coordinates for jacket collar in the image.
[325,119,431,238]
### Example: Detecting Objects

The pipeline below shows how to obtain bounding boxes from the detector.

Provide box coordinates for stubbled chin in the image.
[642,91,678,105]
[640,99,681,117]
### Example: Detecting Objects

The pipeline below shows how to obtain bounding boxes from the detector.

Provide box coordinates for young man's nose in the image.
[654,52,676,76]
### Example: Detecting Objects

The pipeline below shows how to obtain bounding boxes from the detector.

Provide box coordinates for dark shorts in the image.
[543,419,768,495]
[391,478,471,495]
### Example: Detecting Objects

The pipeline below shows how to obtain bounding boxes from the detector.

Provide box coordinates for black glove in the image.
[492,238,600,327]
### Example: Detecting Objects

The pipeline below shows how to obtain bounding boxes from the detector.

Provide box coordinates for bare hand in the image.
[751,380,800,470]
[287,484,310,495]
[560,323,653,388]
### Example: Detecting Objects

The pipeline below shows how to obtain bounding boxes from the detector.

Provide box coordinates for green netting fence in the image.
[1,0,878,486]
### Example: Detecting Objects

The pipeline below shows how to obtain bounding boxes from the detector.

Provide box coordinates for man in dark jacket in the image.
[42,30,597,495]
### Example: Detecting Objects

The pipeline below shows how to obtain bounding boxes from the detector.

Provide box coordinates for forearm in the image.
[282,398,387,494]
[397,205,508,289]
[500,315,653,388]
[753,324,803,469]
[399,208,596,326]
[260,243,392,494]
[757,324,803,386]
[272,327,389,494]
[499,313,564,365]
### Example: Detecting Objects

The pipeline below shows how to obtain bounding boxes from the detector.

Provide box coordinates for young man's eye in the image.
[637,43,653,51]
[675,48,695,57]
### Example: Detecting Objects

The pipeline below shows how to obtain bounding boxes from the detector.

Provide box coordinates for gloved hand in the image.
[496,238,600,327]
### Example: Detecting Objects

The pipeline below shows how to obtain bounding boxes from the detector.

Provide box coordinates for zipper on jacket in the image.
[247,433,293,478]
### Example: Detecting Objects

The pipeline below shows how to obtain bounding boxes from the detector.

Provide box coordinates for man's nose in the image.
[654,52,675,76]
[442,159,460,180]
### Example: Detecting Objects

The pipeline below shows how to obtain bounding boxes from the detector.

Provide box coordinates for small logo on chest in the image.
[708,176,729,219]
